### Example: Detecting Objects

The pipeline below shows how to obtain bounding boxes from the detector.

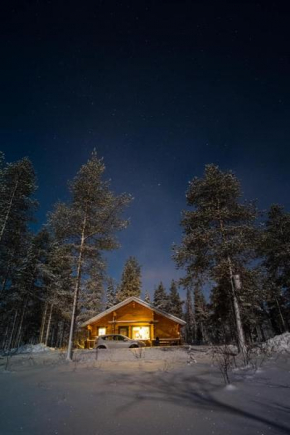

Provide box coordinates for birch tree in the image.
[49,151,131,360]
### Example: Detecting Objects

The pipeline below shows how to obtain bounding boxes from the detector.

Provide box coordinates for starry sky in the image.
[1,1,290,297]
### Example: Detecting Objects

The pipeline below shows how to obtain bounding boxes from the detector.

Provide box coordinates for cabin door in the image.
[119,326,129,337]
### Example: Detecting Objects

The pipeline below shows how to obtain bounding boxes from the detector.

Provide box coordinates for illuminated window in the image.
[132,326,150,340]
[98,327,106,336]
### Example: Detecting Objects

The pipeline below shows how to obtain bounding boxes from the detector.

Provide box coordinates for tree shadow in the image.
[105,369,290,435]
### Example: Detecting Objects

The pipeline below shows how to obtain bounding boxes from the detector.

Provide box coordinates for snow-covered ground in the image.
[0,336,289,435]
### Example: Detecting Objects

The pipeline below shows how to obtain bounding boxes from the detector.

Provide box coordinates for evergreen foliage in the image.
[0,154,38,349]
[106,277,117,309]
[167,279,183,318]
[153,282,168,311]
[48,151,131,359]
[0,155,38,296]
[144,291,151,304]
[3,150,290,352]
[174,165,259,353]
[117,256,142,301]
[259,204,290,332]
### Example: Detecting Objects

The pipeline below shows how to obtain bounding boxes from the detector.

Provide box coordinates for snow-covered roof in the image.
[81,296,186,327]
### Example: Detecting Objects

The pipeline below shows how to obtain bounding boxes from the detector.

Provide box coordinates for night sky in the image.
[1,1,290,296]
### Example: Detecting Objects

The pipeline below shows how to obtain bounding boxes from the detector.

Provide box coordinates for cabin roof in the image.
[81,296,186,327]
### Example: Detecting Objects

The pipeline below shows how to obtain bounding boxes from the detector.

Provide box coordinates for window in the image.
[98,327,106,336]
[132,326,150,340]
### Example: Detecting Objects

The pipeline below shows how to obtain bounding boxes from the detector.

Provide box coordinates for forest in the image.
[0,150,289,360]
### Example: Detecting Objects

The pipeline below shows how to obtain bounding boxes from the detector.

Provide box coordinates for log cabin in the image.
[81,296,186,347]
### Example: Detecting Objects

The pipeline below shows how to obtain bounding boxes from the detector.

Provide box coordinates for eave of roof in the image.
[81,296,186,327]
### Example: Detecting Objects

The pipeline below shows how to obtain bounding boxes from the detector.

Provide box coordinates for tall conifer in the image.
[49,151,131,360]
[167,280,183,318]
[174,164,258,354]
[153,282,168,311]
[117,256,142,301]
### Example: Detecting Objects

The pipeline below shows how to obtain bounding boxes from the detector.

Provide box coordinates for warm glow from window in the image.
[132,326,150,340]
[98,327,106,336]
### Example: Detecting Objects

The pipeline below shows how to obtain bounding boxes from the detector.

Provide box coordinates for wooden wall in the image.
[154,313,181,339]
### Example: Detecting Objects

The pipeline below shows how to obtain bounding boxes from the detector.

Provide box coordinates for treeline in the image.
[0,153,289,358]
[0,151,131,359]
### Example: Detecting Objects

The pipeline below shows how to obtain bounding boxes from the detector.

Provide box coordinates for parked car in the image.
[95,334,146,349]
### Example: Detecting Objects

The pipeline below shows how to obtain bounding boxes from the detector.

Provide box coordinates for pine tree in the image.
[39,241,73,347]
[106,277,117,309]
[49,151,131,360]
[259,204,290,332]
[78,261,105,324]
[144,291,151,304]
[0,156,37,297]
[118,256,142,301]
[174,164,259,355]
[153,282,168,311]
[167,280,183,318]
[1,229,50,349]
[0,156,37,245]
[0,155,38,349]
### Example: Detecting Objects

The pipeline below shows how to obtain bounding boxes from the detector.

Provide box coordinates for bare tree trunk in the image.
[275,296,288,332]
[1,263,11,293]
[45,304,53,346]
[230,268,246,356]
[15,302,27,349]
[7,310,18,351]
[217,206,247,358]
[66,213,87,361]
[60,321,65,348]
[0,179,19,244]
[2,325,9,349]
[39,304,48,343]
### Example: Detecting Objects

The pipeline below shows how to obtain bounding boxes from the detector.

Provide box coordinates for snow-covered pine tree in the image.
[0,155,37,300]
[106,277,117,309]
[77,260,105,325]
[117,256,142,301]
[153,282,168,311]
[144,291,151,304]
[167,279,183,318]
[48,150,131,360]
[40,242,73,347]
[173,164,259,355]
[0,155,38,349]
[0,156,37,245]
[1,229,50,349]
[259,204,290,332]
